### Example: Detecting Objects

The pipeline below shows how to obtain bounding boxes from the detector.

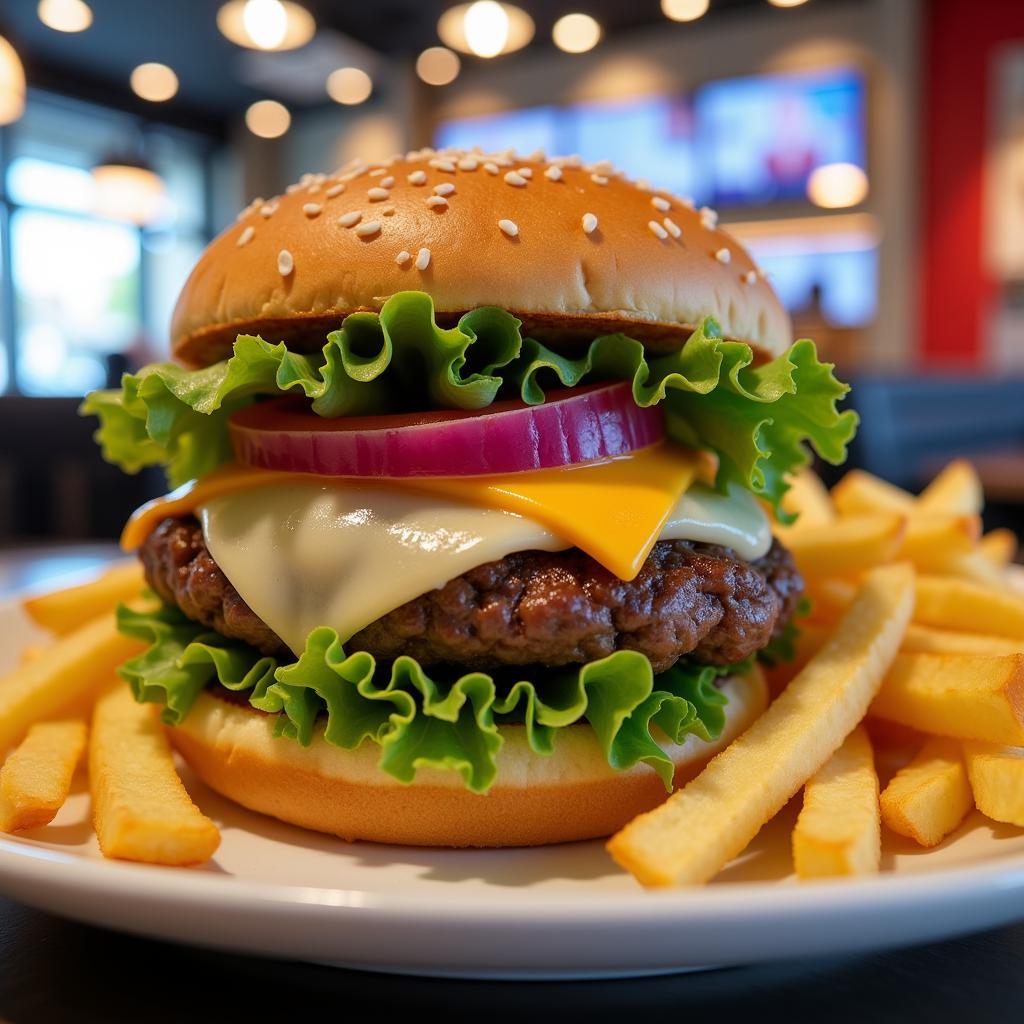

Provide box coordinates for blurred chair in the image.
[0,397,164,542]
[845,375,1024,490]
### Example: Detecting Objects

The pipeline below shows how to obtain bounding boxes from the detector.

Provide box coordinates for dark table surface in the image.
[2,546,1023,1022]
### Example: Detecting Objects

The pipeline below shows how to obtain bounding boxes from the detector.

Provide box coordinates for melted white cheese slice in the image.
[200,482,770,655]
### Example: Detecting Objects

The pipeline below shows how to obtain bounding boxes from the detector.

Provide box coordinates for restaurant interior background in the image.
[0,0,1021,548]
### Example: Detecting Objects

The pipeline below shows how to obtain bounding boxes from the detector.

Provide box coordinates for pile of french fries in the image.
[3,458,1024,881]
[609,459,1024,885]
[0,563,219,865]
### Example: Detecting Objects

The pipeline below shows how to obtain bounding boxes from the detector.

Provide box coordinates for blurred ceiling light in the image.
[807,162,868,209]
[416,47,461,86]
[326,67,372,105]
[217,0,314,51]
[767,0,811,6]
[245,99,291,138]
[37,0,93,32]
[437,3,534,59]
[0,36,25,126]
[661,0,709,21]
[552,13,601,54]
[92,157,166,226]
[130,63,179,102]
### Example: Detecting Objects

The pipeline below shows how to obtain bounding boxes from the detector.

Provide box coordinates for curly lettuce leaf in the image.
[116,602,734,795]
[81,290,857,511]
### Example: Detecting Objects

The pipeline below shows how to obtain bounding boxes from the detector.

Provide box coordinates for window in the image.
[0,92,217,396]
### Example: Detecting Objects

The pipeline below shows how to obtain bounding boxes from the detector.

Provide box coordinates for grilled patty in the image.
[140,516,802,673]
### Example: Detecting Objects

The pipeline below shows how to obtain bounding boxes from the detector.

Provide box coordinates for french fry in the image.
[792,725,880,878]
[898,515,981,574]
[780,468,834,526]
[900,623,1023,656]
[914,575,1024,639]
[871,653,1024,745]
[980,528,1018,568]
[0,613,144,755]
[0,721,87,832]
[945,549,1011,588]
[962,741,1024,827]
[879,737,972,847]
[916,459,983,516]
[804,576,858,623]
[606,562,914,887]
[831,469,916,517]
[22,562,145,636]
[90,686,220,866]
[782,514,905,579]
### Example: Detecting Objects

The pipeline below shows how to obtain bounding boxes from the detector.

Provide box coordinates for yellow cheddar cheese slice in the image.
[122,444,703,581]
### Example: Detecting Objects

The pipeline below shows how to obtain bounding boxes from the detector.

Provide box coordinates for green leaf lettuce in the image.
[80,291,857,514]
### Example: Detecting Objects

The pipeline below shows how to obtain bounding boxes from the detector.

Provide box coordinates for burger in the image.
[82,149,857,848]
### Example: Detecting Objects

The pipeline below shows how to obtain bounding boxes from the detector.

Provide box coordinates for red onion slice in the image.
[228,382,664,477]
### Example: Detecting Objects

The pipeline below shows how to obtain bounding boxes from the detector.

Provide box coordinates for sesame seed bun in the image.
[168,666,767,848]
[171,151,791,368]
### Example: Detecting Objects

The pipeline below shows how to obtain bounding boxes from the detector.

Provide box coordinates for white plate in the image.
[1,600,1024,979]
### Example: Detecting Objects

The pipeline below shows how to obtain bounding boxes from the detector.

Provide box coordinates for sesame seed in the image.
[679,195,696,209]
[237,225,255,246]
[517,167,533,179]
[663,217,682,238]
[259,203,278,218]
[458,157,479,171]
[306,184,321,194]
[355,220,382,237]
[651,196,671,212]
[648,220,669,240]
[367,187,390,201]
[635,178,652,191]
[544,165,563,181]
[504,171,528,187]
[433,182,455,196]
[325,183,345,198]
[700,206,719,229]
[407,170,428,186]
[426,195,449,209]
[714,247,731,264]
[527,149,546,162]
[590,159,614,175]
[582,212,598,235]
[303,202,322,218]
[382,207,396,216]
[338,211,362,228]
[380,176,395,188]
[484,162,500,175]
[743,270,758,284]
[396,250,412,266]
[591,174,609,186]
[285,182,302,194]
[415,247,431,270]
[430,159,456,172]
[498,218,519,237]
[369,168,387,177]
[277,249,294,276]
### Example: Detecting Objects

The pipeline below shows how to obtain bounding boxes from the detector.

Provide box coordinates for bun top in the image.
[171,149,791,367]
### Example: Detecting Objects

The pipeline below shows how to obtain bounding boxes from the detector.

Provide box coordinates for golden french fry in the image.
[871,652,1024,745]
[804,576,858,624]
[916,459,983,516]
[900,623,1023,657]
[831,469,916,517]
[90,686,220,866]
[914,575,1024,639]
[780,468,834,527]
[0,720,87,832]
[606,562,914,887]
[782,514,905,580]
[22,562,145,636]
[879,737,972,847]
[980,528,1018,568]
[962,741,1024,827]
[18,646,46,667]
[897,515,981,573]
[0,614,144,755]
[944,549,1011,588]
[792,725,880,879]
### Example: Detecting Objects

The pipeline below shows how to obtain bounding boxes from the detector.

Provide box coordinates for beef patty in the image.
[140,516,802,673]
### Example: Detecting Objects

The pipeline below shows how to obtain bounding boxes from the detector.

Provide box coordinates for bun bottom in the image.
[168,667,768,848]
